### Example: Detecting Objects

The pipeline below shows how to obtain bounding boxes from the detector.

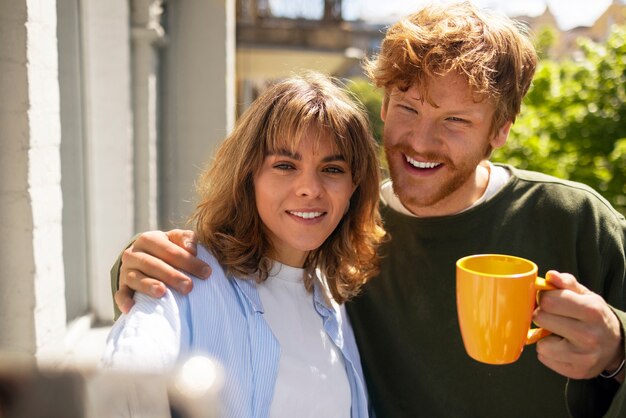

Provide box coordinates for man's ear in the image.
[380,95,389,122]
[491,121,512,149]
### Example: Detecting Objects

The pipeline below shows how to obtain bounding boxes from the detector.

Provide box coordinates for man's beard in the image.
[384,142,489,215]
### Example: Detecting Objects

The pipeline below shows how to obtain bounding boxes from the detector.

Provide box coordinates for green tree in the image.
[534,26,558,60]
[346,78,384,142]
[494,24,626,214]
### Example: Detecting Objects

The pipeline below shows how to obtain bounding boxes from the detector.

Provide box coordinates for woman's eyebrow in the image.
[269,149,346,163]
[270,148,300,160]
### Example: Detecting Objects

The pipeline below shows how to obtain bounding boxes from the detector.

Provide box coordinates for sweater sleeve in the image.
[110,235,140,320]
[603,307,626,418]
[565,211,626,418]
[565,307,626,418]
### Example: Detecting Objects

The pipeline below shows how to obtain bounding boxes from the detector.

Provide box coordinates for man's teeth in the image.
[406,156,441,169]
[290,211,323,219]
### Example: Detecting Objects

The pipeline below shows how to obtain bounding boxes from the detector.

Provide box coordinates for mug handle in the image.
[526,277,556,345]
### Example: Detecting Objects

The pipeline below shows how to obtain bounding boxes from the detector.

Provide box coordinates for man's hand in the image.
[114,229,212,314]
[534,271,624,382]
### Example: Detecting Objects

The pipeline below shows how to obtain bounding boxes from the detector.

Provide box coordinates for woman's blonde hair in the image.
[366,1,537,135]
[190,72,386,303]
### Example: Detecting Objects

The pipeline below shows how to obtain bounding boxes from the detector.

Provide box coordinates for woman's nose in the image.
[295,170,322,197]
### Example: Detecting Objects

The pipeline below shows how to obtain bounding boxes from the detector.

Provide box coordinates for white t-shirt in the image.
[257,262,351,418]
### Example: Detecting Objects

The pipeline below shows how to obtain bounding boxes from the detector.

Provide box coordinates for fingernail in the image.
[201,266,211,279]
[184,240,194,250]
[121,300,134,314]
[151,284,164,297]
[178,280,192,294]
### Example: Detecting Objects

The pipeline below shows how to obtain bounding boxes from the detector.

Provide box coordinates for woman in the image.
[102,72,385,417]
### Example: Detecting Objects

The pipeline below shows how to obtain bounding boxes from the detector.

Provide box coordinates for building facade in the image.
[0,0,236,362]
[515,0,626,58]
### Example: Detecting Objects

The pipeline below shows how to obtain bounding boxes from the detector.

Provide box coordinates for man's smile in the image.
[405,155,442,169]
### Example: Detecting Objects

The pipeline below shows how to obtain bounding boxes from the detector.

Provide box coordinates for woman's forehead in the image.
[266,125,342,154]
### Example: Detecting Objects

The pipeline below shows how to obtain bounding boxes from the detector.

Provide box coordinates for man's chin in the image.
[392,178,460,216]
[394,189,439,214]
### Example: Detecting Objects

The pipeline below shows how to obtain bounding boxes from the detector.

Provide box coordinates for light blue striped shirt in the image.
[102,245,370,417]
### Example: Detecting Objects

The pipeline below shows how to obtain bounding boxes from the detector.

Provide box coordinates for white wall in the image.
[0,0,67,359]
[160,0,236,227]
[80,0,134,322]
[0,0,236,362]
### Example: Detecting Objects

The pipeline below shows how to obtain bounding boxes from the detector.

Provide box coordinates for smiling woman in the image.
[101,71,386,418]
[254,130,356,268]
[192,72,384,302]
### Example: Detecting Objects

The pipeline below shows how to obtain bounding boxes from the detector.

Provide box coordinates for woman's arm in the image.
[101,288,186,373]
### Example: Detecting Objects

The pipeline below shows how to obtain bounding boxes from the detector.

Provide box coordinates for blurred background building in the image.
[0,0,624,365]
[512,0,626,57]
[235,0,384,115]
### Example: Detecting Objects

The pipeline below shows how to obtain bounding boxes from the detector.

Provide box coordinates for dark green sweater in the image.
[347,165,626,418]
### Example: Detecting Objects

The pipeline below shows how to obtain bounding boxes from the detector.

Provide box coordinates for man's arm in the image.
[110,229,211,318]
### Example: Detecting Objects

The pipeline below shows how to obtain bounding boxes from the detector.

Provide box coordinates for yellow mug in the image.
[456,254,555,365]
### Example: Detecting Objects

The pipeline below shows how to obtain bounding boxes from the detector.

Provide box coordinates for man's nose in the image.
[407,119,440,151]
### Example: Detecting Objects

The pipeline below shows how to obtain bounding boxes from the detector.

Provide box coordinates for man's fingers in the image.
[114,284,136,314]
[124,268,169,296]
[538,288,611,328]
[545,270,591,295]
[132,231,211,279]
[114,274,168,314]
[122,251,193,294]
[166,229,199,256]
[535,291,615,354]
[534,308,599,350]
[538,271,597,322]
[533,272,623,379]
[536,335,598,379]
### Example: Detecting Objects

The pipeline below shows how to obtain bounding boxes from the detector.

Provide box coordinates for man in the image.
[111,3,626,417]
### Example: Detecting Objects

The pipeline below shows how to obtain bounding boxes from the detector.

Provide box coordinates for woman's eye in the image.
[273,162,295,170]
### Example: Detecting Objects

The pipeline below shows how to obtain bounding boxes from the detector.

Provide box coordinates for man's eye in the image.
[399,104,417,113]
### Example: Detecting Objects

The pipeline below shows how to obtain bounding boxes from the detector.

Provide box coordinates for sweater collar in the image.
[380,161,511,217]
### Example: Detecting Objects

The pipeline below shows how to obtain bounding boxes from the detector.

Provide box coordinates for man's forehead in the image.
[390,75,490,106]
